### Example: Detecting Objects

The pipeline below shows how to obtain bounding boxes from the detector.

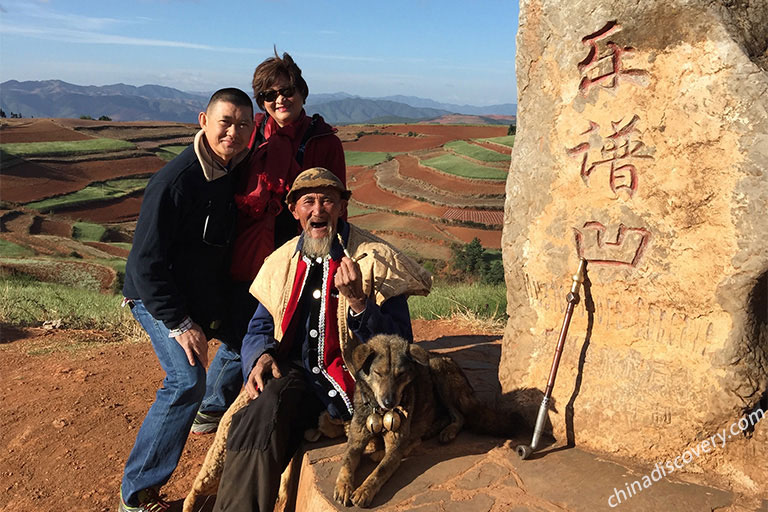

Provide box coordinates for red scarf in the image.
[230,112,312,282]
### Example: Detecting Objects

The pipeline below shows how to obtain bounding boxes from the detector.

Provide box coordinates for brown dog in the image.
[333,334,521,508]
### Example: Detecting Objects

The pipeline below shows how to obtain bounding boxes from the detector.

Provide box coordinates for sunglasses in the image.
[258,86,296,103]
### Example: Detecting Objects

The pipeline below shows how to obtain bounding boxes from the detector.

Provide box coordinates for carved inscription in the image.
[566,115,654,197]
[524,276,714,354]
[573,221,650,267]
[577,21,650,96]
[567,21,654,267]
[652,410,673,425]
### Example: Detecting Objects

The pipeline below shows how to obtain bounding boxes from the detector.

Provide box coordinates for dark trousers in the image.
[213,367,324,512]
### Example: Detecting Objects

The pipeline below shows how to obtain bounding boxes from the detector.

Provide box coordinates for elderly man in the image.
[119,88,254,512]
[213,167,432,511]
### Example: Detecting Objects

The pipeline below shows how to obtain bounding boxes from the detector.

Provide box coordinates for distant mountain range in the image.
[0,79,516,125]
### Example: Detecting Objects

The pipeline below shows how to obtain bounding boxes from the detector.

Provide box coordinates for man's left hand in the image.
[335,257,367,314]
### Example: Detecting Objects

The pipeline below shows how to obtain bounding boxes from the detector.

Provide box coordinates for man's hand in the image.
[173,322,208,367]
[245,352,283,400]
[335,257,367,313]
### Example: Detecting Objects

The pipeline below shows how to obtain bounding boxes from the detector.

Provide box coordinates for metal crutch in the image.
[516,258,587,459]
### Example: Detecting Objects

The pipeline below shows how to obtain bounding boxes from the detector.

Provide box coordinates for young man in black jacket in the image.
[119,88,254,512]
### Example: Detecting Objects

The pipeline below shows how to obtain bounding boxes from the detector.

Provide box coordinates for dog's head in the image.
[351,334,430,411]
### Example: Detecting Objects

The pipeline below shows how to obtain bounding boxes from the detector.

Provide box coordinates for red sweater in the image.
[230,111,346,282]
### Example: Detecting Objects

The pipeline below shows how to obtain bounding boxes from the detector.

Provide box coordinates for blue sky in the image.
[0,0,519,106]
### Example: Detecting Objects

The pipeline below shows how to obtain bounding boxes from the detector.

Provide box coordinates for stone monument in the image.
[501,0,767,487]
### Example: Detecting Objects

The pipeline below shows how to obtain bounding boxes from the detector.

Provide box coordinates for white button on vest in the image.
[309,329,318,338]
[328,389,337,397]
[316,257,323,264]
[312,289,321,299]
[312,366,321,374]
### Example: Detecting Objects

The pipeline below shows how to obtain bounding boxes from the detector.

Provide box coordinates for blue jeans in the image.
[121,300,206,506]
[197,282,255,416]
[198,341,243,416]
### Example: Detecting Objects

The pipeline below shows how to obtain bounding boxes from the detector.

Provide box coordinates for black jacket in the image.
[123,144,237,330]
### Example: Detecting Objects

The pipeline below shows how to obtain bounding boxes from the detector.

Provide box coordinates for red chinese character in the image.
[573,221,651,267]
[578,21,649,95]
[566,115,653,197]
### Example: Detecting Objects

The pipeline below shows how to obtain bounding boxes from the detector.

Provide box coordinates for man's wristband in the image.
[168,316,193,338]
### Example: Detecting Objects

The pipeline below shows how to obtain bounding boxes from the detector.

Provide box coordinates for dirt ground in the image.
[395,155,505,196]
[0,319,495,512]
[1,156,162,204]
[0,119,94,143]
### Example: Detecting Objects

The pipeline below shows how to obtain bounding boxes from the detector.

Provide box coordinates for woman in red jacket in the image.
[192,50,346,434]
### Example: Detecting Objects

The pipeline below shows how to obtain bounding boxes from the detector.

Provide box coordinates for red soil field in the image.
[387,124,507,139]
[1,156,163,204]
[55,118,196,130]
[343,134,449,153]
[443,209,504,225]
[350,167,449,218]
[395,155,505,196]
[1,211,34,233]
[441,225,502,249]
[424,114,513,125]
[83,242,130,258]
[369,230,453,261]
[44,156,162,183]
[32,217,73,237]
[0,232,68,256]
[2,120,508,258]
[345,165,370,184]
[351,212,455,243]
[340,124,508,153]
[0,119,93,143]
[57,194,144,224]
[351,209,501,251]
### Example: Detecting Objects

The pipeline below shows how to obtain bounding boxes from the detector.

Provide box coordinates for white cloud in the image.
[0,23,264,54]
[3,0,122,30]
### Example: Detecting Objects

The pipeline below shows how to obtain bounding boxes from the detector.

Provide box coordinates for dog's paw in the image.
[438,424,460,443]
[333,479,356,506]
[351,485,376,508]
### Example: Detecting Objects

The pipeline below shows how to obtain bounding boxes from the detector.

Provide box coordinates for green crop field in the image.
[344,151,394,167]
[444,140,510,163]
[155,145,187,161]
[72,221,107,242]
[1,258,107,291]
[0,138,136,158]
[477,135,515,148]
[0,239,35,258]
[346,204,376,217]
[25,178,149,212]
[421,154,508,180]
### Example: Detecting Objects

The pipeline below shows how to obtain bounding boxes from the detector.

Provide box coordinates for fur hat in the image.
[286,167,351,203]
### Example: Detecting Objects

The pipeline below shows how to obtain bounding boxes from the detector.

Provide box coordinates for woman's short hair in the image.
[251,49,309,111]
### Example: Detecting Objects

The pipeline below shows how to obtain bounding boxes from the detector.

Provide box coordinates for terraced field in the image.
[0,118,511,270]
[339,123,509,259]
